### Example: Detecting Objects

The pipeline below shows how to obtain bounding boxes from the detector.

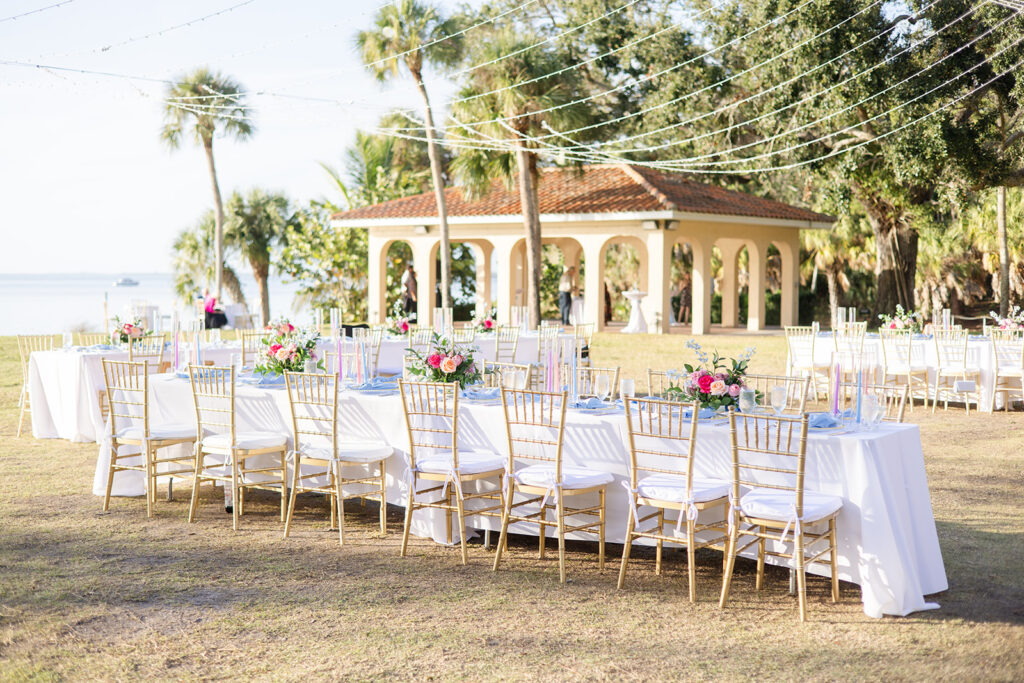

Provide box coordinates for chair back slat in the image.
[742,373,811,414]
[481,360,532,388]
[991,332,1024,372]
[934,329,969,368]
[408,328,434,353]
[129,334,166,368]
[102,359,149,439]
[494,325,520,363]
[624,397,700,491]
[574,323,595,348]
[535,325,562,362]
[500,388,566,479]
[77,333,108,346]
[646,369,679,399]
[17,334,55,380]
[398,380,458,471]
[834,381,909,422]
[188,365,235,442]
[833,321,867,354]
[784,325,817,370]
[284,371,337,461]
[880,328,921,368]
[452,328,476,344]
[558,365,619,400]
[727,411,809,516]
[240,330,264,366]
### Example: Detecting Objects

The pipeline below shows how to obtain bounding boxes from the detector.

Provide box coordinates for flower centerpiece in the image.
[253,318,323,376]
[989,305,1024,331]
[665,340,755,410]
[406,332,482,389]
[878,304,923,332]
[386,299,411,336]
[111,315,150,344]
[474,308,497,333]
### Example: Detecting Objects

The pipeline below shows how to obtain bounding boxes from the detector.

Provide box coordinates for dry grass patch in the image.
[1,334,1022,680]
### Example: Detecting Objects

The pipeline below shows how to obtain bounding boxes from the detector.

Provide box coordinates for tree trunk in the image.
[826,268,840,324]
[857,189,918,316]
[222,267,247,308]
[203,137,226,300]
[998,185,1009,317]
[515,142,543,329]
[252,260,270,327]
[414,73,452,311]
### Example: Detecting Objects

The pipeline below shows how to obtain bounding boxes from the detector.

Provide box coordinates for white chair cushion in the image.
[202,431,287,451]
[514,464,613,490]
[116,422,194,441]
[740,488,843,523]
[298,442,393,464]
[417,450,505,475]
[636,473,729,504]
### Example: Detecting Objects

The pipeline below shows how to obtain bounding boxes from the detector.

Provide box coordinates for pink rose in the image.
[275,347,289,361]
[269,343,282,354]
[715,372,727,381]
[709,379,727,396]
[452,354,464,366]
[427,354,443,369]
[484,319,493,329]
[697,375,713,393]
[728,383,741,397]
[400,321,409,333]
[440,357,458,374]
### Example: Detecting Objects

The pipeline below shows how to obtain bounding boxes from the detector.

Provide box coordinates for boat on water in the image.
[113,277,139,287]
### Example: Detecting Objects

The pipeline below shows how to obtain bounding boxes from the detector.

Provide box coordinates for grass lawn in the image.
[1,332,1022,680]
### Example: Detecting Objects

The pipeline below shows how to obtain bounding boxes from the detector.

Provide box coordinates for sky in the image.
[0,0,463,274]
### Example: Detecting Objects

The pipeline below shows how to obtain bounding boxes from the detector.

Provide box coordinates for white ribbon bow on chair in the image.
[727,493,742,537]
[620,480,641,529]
[673,496,699,536]
[440,463,464,501]
[402,465,420,503]
[777,502,803,549]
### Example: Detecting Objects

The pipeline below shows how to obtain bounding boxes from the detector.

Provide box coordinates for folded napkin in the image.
[87,344,117,351]
[462,387,500,400]
[571,397,611,410]
[807,411,853,428]
[681,407,718,420]
[352,376,399,390]
[255,372,286,386]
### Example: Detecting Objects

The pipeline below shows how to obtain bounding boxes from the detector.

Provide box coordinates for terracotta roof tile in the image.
[331,164,834,224]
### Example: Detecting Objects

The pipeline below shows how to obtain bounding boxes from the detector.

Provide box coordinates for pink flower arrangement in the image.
[111,315,151,344]
[474,309,498,333]
[665,340,755,410]
[254,318,322,377]
[406,332,482,389]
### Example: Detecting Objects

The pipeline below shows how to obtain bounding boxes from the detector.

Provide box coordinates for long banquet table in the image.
[93,373,947,619]
[30,332,565,443]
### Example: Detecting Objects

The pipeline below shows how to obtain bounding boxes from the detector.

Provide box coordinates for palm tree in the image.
[357,0,462,311]
[171,210,247,308]
[450,32,591,328]
[225,189,291,327]
[161,68,253,301]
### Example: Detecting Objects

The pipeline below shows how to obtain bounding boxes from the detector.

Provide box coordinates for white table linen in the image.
[94,375,947,618]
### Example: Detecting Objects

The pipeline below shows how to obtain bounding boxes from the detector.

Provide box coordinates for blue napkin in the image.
[87,344,117,351]
[571,397,610,410]
[807,411,851,428]
[681,407,718,419]
[462,387,500,400]
[352,376,398,390]
[255,372,286,386]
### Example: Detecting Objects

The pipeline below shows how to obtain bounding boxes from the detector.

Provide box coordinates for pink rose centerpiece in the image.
[386,299,412,336]
[878,304,922,333]
[254,318,323,377]
[989,305,1024,331]
[665,340,755,411]
[111,315,151,344]
[406,332,482,389]
[474,308,498,334]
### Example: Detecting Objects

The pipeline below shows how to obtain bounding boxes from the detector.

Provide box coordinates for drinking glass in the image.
[770,385,788,416]
[231,353,241,374]
[210,329,221,344]
[738,388,756,413]
[514,370,528,390]
[619,378,635,400]
[860,394,878,431]
[594,374,611,402]
[63,332,73,349]
[304,358,318,374]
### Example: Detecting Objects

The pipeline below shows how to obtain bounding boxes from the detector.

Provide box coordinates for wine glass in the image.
[514,370,528,390]
[770,385,788,416]
[62,332,73,349]
[594,374,611,402]
[619,378,635,400]
[738,388,756,413]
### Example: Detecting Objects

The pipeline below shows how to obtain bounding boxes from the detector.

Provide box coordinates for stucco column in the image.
[780,236,800,327]
[581,238,606,331]
[490,237,519,324]
[691,238,713,336]
[646,229,672,334]
[718,240,741,329]
[411,238,436,326]
[747,240,767,331]
[468,241,494,317]
[367,235,387,324]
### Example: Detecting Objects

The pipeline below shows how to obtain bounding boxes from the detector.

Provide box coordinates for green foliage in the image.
[170,211,246,308]
[160,68,252,148]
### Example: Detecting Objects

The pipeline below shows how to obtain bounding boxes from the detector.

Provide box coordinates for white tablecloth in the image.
[94,375,947,618]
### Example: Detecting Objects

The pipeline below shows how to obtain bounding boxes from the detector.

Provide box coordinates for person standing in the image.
[401,265,417,319]
[558,265,576,325]
[677,273,692,324]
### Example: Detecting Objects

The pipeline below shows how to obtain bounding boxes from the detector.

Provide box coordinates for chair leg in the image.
[598,488,606,571]
[16,384,27,438]
[187,452,202,523]
[231,460,240,532]
[492,484,515,572]
[756,525,766,590]
[145,447,154,518]
[719,525,738,609]
[655,509,665,576]
[379,465,387,535]
[829,518,840,603]
[336,462,345,547]
[686,517,697,603]
[617,509,634,590]
[167,477,173,502]
[556,492,567,584]
[281,453,288,523]
[445,488,453,547]
[330,487,337,530]
[538,503,546,560]
[795,530,807,622]
[103,444,117,512]
[454,485,468,566]
[400,483,415,557]
[283,457,300,540]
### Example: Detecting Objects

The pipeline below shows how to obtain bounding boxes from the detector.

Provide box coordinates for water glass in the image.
[594,374,611,402]
[738,388,756,413]
[230,353,241,374]
[304,358,318,374]
[620,378,635,400]
[860,394,878,431]
[209,329,221,344]
[770,385,788,415]
[63,332,73,349]
[514,370,528,390]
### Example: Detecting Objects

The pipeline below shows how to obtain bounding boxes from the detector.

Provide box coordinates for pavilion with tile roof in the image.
[331,163,834,334]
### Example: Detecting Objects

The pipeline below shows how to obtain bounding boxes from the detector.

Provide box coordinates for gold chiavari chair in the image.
[990,329,1024,411]
[879,328,930,411]
[646,369,678,399]
[833,321,867,353]
[16,334,55,437]
[481,360,532,389]
[834,381,909,423]
[535,324,563,362]
[398,380,505,565]
[932,329,980,413]
[129,334,167,371]
[240,330,264,367]
[743,373,811,414]
[494,325,521,363]
[101,360,196,517]
[574,323,595,366]
[562,364,620,401]
[408,327,434,354]
[186,365,289,530]
[492,388,614,583]
[618,398,729,600]
[784,325,829,400]
[720,411,843,622]
[77,332,109,346]
[283,372,393,544]
[451,327,476,344]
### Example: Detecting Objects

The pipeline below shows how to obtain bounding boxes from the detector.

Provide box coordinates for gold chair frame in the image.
[646,369,678,399]
[129,334,167,371]
[283,371,390,545]
[932,329,980,413]
[481,360,533,388]
[186,365,289,530]
[492,388,609,583]
[742,373,811,414]
[240,330,265,367]
[451,328,476,344]
[618,398,728,600]
[990,330,1024,411]
[834,381,909,423]
[784,326,829,400]
[494,325,521,363]
[77,332,109,346]
[879,329,930,412]
[16,334,54,437]
[720,411,841,622]
[101,359,197,517]
[561,365,620,401]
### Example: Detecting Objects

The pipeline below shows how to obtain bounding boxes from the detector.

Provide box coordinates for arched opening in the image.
[766,243,782,326]
[540,238,585,323]
[601,236,646,324]
[433,241,478,321]
[384,240,414,320]
[670,241,693,325]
